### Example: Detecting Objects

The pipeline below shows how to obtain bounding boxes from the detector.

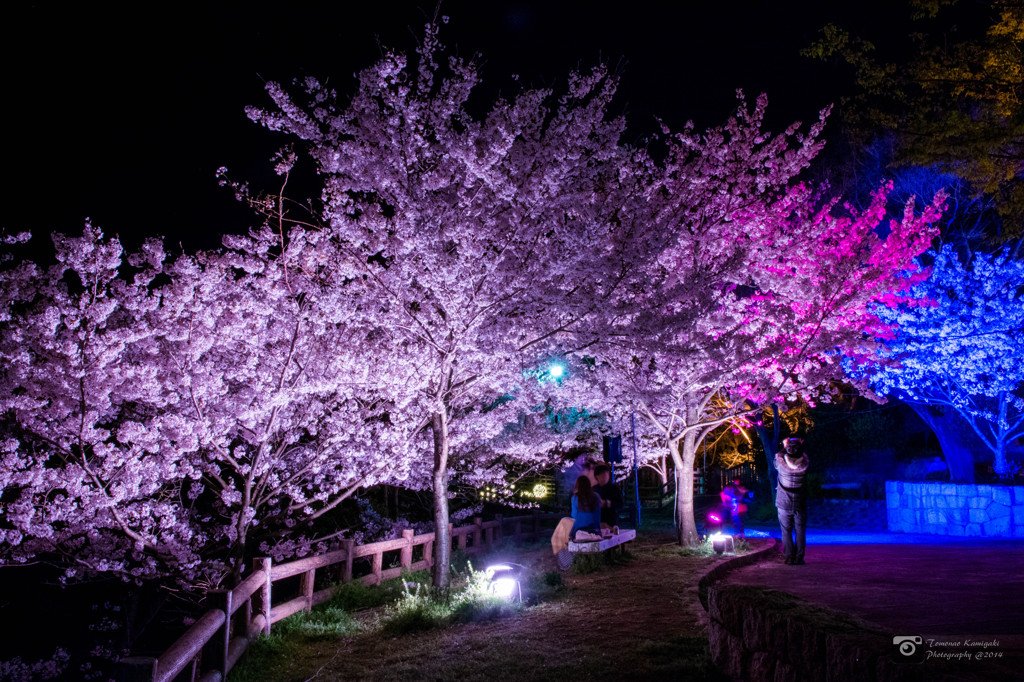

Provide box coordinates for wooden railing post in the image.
[400,529,414,570]
[455,523,466,550]
[300,568,315,613]
[495,514,504,545]
[533,509,541,538]
[343,539,355,583]
[474,517,484,551]
[515,519,522,541]
[115,656,157,682]
[203,588,232,678]
[239,585,252,643]
[423,535,434,567]
[254,557,272,635]
[372,550,383,584]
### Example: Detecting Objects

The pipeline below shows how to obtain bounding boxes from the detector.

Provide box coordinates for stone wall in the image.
[885,481,1024,537]
[707,584,982,681]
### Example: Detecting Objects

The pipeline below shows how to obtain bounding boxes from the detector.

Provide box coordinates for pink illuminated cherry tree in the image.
[248,24,629,586]
[574,96,945,544]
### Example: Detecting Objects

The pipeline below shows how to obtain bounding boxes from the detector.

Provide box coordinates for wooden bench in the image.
[568,528,636,554]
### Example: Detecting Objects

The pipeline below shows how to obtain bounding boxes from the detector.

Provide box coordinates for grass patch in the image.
[228,607,362,681]
[642,534,754,560]
[229,570,430,681]
[325,569,431,612]
[634,635,730,680]
[378,582,455,636]
[230,552,569,679]
[228,629,297,682]
[379,562,557,635]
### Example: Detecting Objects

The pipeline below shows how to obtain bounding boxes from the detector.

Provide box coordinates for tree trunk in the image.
[754,403,781,495]
[228,503,252,586]
[229,534,246,586]
[993,396,1009,476]
[655,456,669,494]
[908,404,978,483]
[669,433,700,546]
[431,410,452,590]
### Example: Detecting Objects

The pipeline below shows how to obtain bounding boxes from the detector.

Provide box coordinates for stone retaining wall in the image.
[707,584,982,681]
[885,481,1024,537]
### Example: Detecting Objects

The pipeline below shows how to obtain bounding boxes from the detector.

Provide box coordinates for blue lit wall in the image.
[887,481,1024,537]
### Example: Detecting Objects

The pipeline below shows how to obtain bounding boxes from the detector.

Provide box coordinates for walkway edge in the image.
[696,537,777,612]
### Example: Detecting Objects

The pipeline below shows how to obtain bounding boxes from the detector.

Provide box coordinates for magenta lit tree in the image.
[580,97,945,544]
[248,24,628,586]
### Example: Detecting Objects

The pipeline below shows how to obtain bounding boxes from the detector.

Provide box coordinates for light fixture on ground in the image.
[709,532,735,555]
[485,563,525,601]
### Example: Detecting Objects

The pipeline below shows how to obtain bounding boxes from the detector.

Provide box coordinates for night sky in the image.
[6,1,911,254]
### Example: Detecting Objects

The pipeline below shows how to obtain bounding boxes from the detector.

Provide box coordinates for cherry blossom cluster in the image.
[853,244,1024,476]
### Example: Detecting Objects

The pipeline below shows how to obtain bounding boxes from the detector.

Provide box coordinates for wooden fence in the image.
[117,511,555,682]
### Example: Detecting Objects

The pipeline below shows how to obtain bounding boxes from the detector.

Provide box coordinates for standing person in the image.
[570,475,603,538]
[720,478,750,537]
[593,464,623,528]
[774,437,810,565]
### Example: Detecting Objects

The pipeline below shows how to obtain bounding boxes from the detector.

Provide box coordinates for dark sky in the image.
[5,0,912,254]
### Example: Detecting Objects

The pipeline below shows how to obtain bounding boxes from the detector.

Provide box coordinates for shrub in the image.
[378,582,452,636]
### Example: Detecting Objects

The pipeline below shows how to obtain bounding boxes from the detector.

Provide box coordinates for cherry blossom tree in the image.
[0,226,199,581]
[852,244,1024,479]
[147,224,421,582]
[247,24,628,586]
[0,223,419,586]
[576,96,945,544]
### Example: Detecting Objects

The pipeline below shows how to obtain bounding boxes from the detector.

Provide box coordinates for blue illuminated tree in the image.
[854,244,1024,479]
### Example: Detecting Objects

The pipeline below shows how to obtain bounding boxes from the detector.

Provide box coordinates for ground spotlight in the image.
[709,532,734,555]
[485,563,525,601]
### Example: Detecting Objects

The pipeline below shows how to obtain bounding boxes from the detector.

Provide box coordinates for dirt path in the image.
[257,534,744,681]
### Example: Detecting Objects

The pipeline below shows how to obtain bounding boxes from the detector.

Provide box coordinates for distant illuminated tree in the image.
[803,0,1024,235]
[852,244,1024,479]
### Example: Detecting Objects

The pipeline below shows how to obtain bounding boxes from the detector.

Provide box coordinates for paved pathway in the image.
[723,526,1024,674]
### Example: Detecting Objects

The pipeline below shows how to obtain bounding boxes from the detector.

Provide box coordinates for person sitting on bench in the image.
[593,464,623,528]
[571,475,603,539]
